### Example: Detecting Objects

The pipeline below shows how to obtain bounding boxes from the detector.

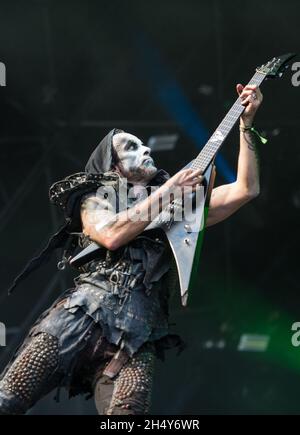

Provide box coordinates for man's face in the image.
[112,132,157,184]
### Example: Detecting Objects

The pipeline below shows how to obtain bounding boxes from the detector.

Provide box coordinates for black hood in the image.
[85,128,124,174]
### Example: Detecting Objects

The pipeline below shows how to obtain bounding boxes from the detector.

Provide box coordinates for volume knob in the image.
[184,224,192,233]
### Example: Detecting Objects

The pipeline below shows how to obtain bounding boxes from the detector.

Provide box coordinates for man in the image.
[0,84,262,415]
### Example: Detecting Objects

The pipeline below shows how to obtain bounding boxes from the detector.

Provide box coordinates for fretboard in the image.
[190,71,266,173]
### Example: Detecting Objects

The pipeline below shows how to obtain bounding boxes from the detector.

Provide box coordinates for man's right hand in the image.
[165,168,204,192]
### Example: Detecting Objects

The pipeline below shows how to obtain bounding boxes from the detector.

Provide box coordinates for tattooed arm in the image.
[206,84,262,227]
[81,168,203,250]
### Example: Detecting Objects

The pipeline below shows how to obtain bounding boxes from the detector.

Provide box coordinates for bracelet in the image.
[239,124,268,144]
[239,124,253,132]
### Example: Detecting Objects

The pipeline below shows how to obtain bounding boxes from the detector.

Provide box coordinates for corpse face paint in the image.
[112,132,157,184]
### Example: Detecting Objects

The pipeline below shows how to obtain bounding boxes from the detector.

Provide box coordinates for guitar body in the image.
[157,162,215,306]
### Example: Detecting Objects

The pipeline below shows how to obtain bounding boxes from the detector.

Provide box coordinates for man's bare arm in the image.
[206,84,262,227]
[81,168,203,250]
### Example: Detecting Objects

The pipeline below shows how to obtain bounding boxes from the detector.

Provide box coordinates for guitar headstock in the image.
[256,53,296,79]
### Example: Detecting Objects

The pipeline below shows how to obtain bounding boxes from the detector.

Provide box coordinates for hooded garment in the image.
[7,129,170,294]
[85,128,123,174]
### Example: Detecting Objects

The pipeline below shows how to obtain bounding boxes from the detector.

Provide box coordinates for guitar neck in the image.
[190,71,266,173]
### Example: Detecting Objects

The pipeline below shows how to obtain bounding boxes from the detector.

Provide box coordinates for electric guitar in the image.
[70,53,296,306]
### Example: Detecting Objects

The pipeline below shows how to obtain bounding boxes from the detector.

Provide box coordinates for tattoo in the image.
[242,130,260,168]
[81,196,101,213]
[81,194,116,232]
[243,130,255,151]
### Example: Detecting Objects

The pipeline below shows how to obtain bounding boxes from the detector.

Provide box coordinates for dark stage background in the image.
[0,0,299,414]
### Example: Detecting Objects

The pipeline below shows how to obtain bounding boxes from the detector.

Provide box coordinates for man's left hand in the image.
[236,84,263,124]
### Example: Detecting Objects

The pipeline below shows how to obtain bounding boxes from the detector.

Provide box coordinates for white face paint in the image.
[112,132,157,184]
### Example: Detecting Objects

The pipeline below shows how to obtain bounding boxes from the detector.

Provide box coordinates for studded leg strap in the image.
[104,348,155,415]
[0,333,59,414]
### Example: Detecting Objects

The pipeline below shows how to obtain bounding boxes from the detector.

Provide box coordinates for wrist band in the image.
[239,124,268,144]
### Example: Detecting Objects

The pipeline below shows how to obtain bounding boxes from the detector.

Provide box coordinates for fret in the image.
[190,70,267,173]
[220,120,235,129]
